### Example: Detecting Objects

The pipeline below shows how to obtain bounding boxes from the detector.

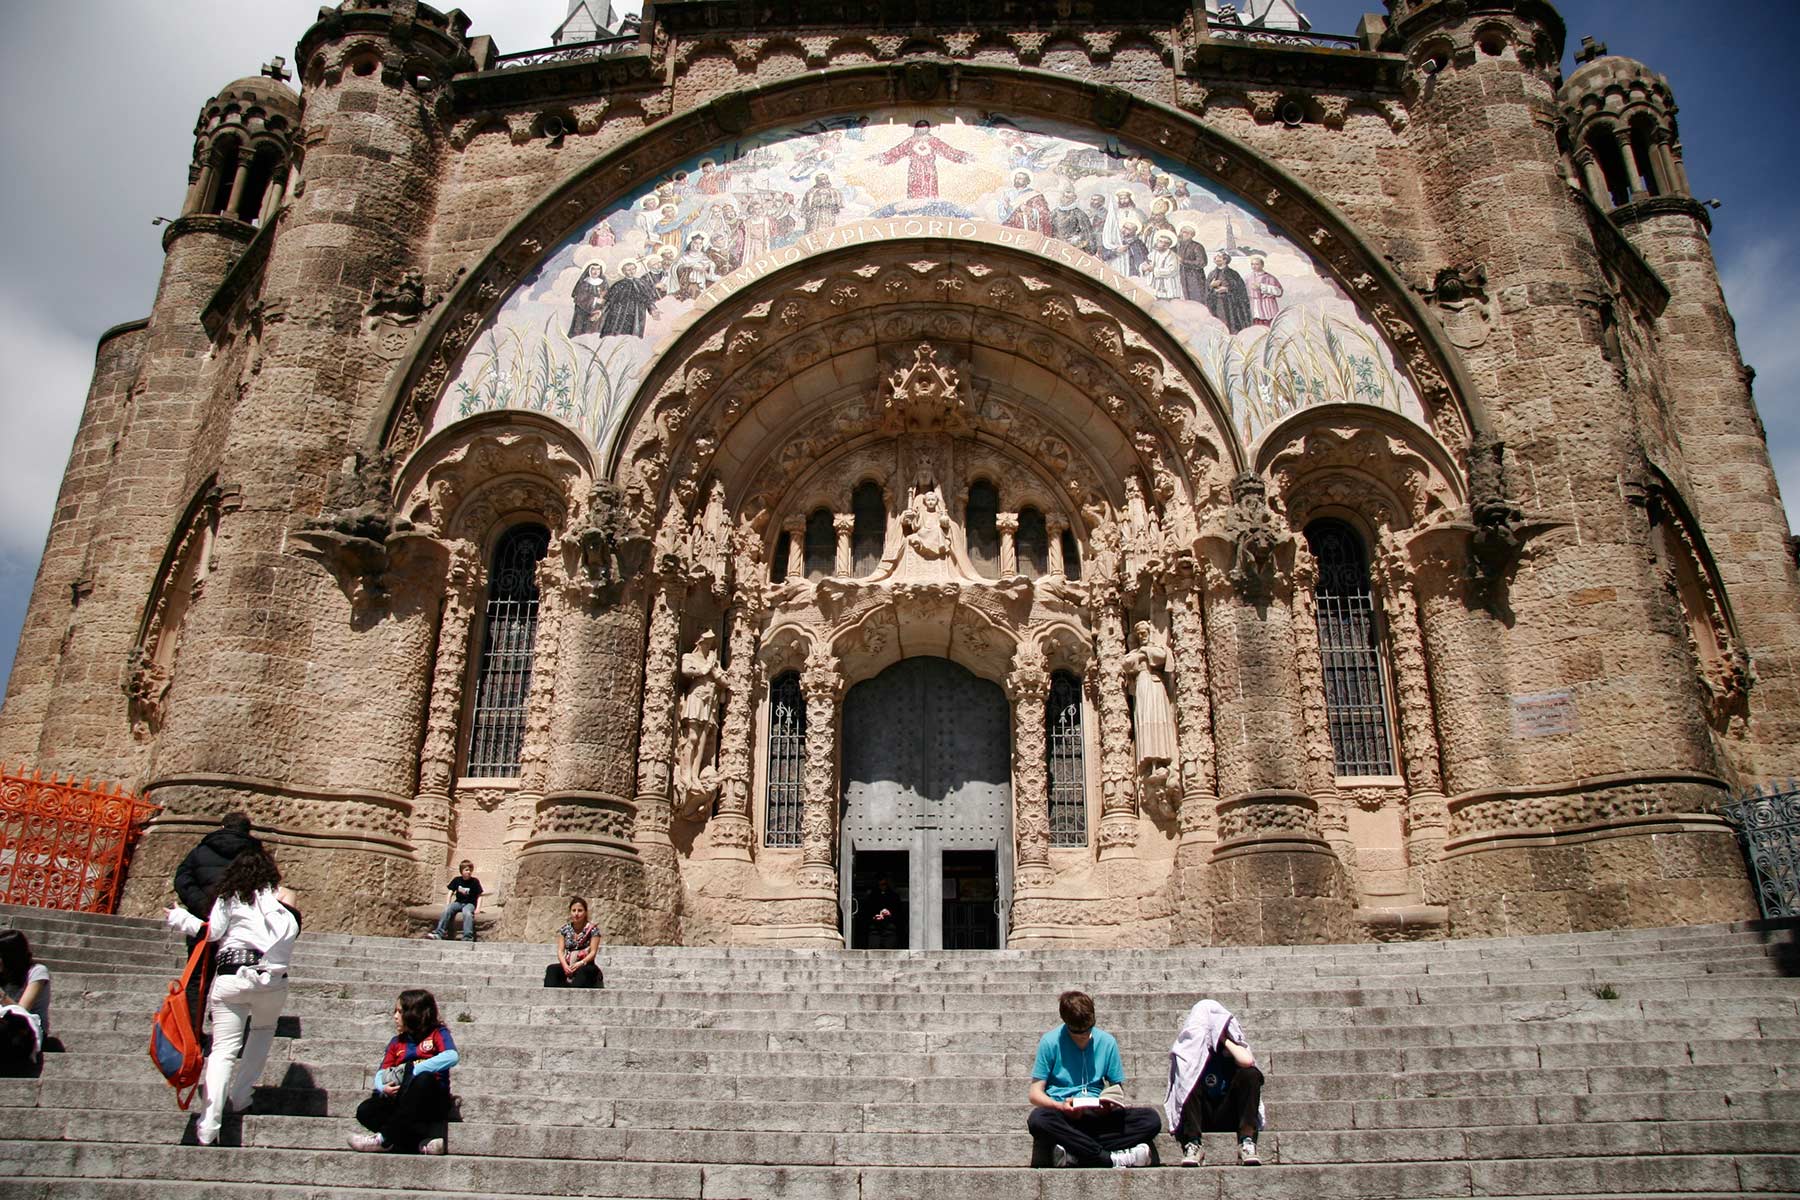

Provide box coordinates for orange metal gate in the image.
[0,766,158,912]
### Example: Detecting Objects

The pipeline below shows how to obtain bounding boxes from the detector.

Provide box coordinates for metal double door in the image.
[839,656,1013,949]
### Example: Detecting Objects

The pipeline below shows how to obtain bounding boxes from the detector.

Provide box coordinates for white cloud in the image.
[1720,236,1800,527]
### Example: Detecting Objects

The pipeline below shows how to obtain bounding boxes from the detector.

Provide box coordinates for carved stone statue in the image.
[1467,432,1525,581]
[900,484,952,560]
[1123,620,1179,814]
[1225,471,1283,602]
[674,629,727,821]
[689,479,732,585]
[1121,473,1167,579]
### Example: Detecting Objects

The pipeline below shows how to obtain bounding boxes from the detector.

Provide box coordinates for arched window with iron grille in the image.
[465,524,550,778]
[1304,519,1396,776]
[1046,670,1087,845]
[764,671,806,846]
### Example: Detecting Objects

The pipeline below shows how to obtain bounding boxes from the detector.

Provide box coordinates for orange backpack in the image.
[149,938,212,1108]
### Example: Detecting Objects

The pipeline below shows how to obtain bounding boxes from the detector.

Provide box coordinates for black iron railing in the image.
[1723,781,1800,918]
[492,36,642,71]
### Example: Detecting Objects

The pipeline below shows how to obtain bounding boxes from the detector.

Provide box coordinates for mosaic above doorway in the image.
[433,106,1427,456]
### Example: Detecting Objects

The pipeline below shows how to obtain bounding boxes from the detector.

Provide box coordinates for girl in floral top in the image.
[543,896,603,988]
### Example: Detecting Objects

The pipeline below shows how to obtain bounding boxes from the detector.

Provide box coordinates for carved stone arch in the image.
[395,410,592,540]
[1035,619,1094,678]
[607,247,1238,555]
[1256,403,1465,536]
[128,478,231,741]
[1641,466,1753,731]
[369,63,1489,465]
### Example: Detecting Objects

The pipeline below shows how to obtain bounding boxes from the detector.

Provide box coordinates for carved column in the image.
[1167,573,1219,945]
[509,563,563,892]
[1006,642,1053,890]
[1575,149,1608,208]
[224,150,253,219]
[1167,575,1218,844]
[1612,127,1647,199]
[784,517,805,581]
[832,514,854,577]
[709,600,763,859]
[1046,519,1067,576]
[997,512,1020,576]
[797,645,843,892]
[1090,595,1138,859]
[633,567,688,853]
[1373,540,1449,903]
[1291,546,1353,866]
[409,543,481,879]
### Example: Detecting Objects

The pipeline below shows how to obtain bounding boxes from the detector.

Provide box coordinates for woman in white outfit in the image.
[166,846,299,1146]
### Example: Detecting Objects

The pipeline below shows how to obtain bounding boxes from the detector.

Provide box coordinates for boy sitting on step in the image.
[1027,989,1163,1168]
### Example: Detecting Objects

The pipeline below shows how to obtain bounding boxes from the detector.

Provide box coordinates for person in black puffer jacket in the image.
[173,814,262,919]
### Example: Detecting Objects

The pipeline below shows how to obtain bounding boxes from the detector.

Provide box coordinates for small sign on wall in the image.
[1510,689,1580,739]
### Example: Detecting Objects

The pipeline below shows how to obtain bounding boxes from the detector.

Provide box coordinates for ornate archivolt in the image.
[128,480,235,741]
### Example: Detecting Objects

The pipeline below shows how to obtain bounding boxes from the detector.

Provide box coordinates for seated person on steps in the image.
[428,861,483,942]
[1165,997,1264,1166]
[1027,989,1162,1168]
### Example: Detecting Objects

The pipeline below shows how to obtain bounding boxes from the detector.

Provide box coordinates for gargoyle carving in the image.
[293,451,445,609]
[1467,432,1526,582]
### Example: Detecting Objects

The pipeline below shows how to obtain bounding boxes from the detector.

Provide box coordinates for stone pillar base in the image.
[743,892,842,946]
[1442,815,1755,938]
[119,785,418,934]
[506,842,651,943]
[1208,835,1357,945]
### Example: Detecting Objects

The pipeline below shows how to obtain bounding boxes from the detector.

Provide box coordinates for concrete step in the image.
[3,1141,1793,1198]
[7,1106,1800,1167]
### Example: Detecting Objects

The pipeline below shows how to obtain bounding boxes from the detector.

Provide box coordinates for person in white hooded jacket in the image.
[1165,998,1265,1167]
[166,846,300,1146]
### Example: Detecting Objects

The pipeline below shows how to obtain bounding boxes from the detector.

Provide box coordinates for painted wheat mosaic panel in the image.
[435,107,1426,454]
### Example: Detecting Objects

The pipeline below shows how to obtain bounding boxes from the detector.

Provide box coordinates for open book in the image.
[1069,1087,1128,1110]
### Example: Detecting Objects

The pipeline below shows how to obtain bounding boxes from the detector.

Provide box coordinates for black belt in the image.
[216,948,264,971]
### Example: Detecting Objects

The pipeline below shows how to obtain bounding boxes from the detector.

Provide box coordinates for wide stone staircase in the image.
[2,902,1798,1198]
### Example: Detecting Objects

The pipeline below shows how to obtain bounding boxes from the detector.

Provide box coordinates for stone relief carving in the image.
[900,484,953,563]
[1466,431,1527,585]
[1123,619,1180,816]
[1121,474,1169,584]
[1223,471,1286,603]
[673,629,727,822]
[561,481,650,607]
[1422,264,1491,351]
[882,342,970,434]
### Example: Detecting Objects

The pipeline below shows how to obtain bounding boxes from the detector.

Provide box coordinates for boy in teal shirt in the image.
[1027,989,1162,1168]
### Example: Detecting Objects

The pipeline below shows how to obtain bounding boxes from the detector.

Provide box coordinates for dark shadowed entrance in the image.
[839,657,1012,949]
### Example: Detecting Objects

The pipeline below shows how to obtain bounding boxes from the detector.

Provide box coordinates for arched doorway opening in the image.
[839,656,1012,949]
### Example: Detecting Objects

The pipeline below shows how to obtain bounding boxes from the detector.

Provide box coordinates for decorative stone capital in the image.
[800,644,844,701]
[1005,641,1051,702]
[560,480,650,608]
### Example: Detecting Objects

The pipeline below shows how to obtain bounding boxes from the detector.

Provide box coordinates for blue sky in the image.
[0,1,1794,706]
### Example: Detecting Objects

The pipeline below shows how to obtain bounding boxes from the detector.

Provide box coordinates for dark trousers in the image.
[356,1081,452,1152]
[1027,1104,1162,1167]
[543,961,602,988]
[1176,1065,1264,1140]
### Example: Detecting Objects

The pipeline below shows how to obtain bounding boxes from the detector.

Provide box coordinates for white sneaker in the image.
[347,1132,384,1152]
[1181,1140,1203,1166]
[418,1137,446,1155]
[425,931,442,940]
[1110,1143,1151,1169]
[1238,1137,1261,1166]
[1050,1143,1071,1168]
[195,1125,219,1147]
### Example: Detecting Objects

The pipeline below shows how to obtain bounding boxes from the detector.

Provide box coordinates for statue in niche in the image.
[689,479,731,585]
[1123,620,1180,815]
[674,629,727,821]
[1121,474,1167,578]
[900,482,953,561]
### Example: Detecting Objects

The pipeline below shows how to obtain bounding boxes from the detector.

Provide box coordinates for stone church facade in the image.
[4,0,1795,947]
